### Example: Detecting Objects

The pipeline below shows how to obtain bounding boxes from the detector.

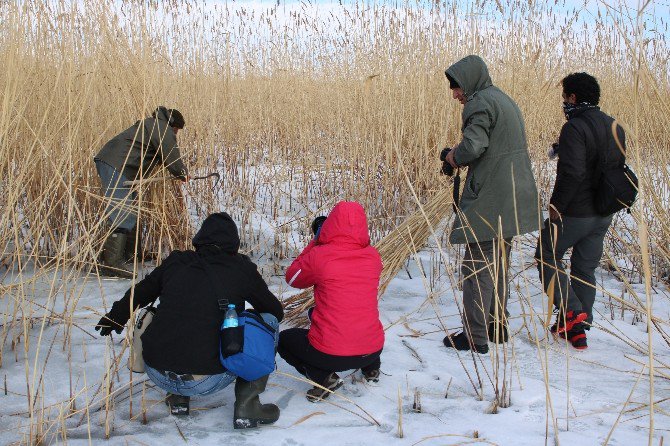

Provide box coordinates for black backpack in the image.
[584,118,638,216]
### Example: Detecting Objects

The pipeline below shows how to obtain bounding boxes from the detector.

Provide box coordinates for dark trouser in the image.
[535,215,613,328]
[278,328,382,385]
[94,159,137,232]
[461,237,513,345]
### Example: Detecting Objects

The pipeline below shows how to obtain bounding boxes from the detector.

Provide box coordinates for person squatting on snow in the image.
[441,55,539,354]
[278,201,384,402]
[95,212,284,428]
[536,73,627,350]
[93,106,189,278]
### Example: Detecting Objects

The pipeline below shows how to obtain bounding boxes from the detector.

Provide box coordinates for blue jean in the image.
[94,159,137,231]
[146,313,279,397]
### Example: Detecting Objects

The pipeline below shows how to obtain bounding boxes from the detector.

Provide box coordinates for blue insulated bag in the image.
[219,311,276,381]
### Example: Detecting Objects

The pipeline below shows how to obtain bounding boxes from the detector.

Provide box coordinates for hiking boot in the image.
[556,310,588,334]
[549,322,567,339]
[552,321,588,350]
[488,321,509,344]
[362,369,380,383]
[306,373,344,402]
[124,226,140,263]
[567,326,588,350]
[443,332,488,354]
[165,393,190,416]
[233,376,280,429]
[101,231,134,279]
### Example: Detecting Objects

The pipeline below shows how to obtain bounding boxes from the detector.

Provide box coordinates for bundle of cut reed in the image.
[282,187,453,327]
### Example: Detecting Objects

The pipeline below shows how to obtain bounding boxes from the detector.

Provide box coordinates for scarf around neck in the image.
[563,102,599,120]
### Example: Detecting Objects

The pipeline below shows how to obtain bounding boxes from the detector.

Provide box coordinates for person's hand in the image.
[549,205,561,221]
[95,314,124,336]
[445,148,458,169]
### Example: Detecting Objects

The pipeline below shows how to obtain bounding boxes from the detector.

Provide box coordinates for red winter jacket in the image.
[285,201,384,356]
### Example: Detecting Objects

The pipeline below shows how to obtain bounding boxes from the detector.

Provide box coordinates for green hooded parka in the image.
[95,106,188,180]
[446,55,539,244]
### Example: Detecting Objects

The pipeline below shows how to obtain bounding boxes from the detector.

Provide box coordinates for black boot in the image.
[443,331,488,354]
[305,372,344,402]
[124,226,139,263]
[362,369,380,383]
[487,320,509,344]
[233,376,280,429]
[101,230,134,279]
[124,226,154,263]
[165,393,190,416]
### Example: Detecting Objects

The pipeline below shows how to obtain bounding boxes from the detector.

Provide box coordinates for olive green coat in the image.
[95,107,187,180]
[447,55,539,244]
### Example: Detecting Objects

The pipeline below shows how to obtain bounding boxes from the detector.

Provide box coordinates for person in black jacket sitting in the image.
[536,72,626,350]
[95,212,284,428]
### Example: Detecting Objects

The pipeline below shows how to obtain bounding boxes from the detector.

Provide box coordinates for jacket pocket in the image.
[466,174,481,197]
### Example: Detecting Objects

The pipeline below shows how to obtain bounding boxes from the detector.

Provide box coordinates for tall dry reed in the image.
[0,0,668,444]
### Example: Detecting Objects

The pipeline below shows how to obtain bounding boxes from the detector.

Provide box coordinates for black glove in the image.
[311,216,327,237]
[95,313,125,336]
[439,147,454,176]
[439,147,451,162]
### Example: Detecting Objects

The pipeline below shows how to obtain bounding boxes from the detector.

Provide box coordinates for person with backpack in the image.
[94,106,189,278]
[278,201,384,402]
[95,212,284,428]
[536,72,631,350]
[440,55,539,354]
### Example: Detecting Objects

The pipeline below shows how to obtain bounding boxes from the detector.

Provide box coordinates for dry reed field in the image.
[1,0,669,445]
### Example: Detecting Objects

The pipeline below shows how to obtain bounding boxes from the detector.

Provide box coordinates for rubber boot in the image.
[124,225,139,263]
[101,231,134,279]
[233,376,280,429]
[165,393,190,416]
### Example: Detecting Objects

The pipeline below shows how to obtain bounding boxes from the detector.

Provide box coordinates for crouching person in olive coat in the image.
[95,212,284,428]
[441,55,539,354]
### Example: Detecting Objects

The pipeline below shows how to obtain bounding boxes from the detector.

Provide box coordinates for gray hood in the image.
[445,55,493,99]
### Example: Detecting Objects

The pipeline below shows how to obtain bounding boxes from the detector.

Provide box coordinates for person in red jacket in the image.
[278,201,384,402]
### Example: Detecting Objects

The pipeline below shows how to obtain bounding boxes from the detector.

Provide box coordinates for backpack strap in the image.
[580,115,610,185]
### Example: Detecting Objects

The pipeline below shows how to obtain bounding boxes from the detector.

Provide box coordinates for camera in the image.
[439,147,455,176]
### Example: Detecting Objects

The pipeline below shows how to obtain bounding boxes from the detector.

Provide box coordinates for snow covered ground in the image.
[1,225,668,445]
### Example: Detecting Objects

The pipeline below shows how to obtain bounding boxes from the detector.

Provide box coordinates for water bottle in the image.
[223,304,238,328]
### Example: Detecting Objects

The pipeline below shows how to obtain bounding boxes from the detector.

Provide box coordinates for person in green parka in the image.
[441,55,539,354]
[94,106,189,278]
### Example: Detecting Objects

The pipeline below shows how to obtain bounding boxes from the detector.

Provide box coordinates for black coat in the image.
[107,213,284,375]
[550,107,626,217]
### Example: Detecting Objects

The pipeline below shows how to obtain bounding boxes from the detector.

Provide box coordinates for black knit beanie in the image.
[167,109,185,129]
[446,73,460,89]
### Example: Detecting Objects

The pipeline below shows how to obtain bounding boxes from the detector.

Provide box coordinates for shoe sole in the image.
[234,417,279,429]
[552,332,588,351]
[169,406,189,416]
[443,335,487,353]
[306,380,344,403]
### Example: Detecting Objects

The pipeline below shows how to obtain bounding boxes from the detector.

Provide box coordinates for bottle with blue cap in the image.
[223,304,238,328]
